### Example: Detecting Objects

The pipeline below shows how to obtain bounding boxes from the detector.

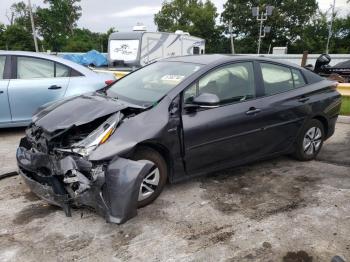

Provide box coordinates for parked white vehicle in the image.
[108,30,205,69]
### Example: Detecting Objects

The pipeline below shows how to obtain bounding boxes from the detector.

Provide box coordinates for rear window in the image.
[261,63,308,96]
[292,69,306,88]
[261,63,294,95]
[302,68,323,84]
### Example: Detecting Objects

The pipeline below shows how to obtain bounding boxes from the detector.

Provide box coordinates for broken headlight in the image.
[70,113,121,157]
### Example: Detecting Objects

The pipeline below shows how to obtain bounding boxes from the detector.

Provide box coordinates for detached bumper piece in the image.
[16,144,153,224]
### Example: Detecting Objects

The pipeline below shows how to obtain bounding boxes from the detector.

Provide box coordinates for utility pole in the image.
[326,0,336,54]
[229,21,235,54]
[28,0,39,52]
[252,6,274,55]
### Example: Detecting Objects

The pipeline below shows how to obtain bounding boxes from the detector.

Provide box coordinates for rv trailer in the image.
[108,30,205,69]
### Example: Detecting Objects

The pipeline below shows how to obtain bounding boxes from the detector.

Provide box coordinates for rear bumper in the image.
[16,144,152,224]
[325,115,338,140]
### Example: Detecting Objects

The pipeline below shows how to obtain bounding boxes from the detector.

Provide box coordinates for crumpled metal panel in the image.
[17,146,153,224]
[103,158,153,223]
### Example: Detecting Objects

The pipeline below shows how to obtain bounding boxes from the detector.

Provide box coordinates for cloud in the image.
[111,6,161,18]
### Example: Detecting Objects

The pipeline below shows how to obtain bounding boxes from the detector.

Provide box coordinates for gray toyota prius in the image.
[17,55,342,223]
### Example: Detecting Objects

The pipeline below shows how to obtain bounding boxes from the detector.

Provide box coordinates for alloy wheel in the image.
[137,160,160,201]
[303,127,322,155]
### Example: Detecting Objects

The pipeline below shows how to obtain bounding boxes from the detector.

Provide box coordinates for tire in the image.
[293,119,325,161]
[331,256,345,262]
[132,147,168,208]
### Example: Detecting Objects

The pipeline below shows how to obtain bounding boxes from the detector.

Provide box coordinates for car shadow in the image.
[0,127,26,136]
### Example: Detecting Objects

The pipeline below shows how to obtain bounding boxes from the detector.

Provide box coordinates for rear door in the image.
[255,62,311,154]
[0,55,11,124]
[8,56,69,122]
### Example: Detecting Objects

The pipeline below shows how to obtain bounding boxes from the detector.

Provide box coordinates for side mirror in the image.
[184,93,220,111]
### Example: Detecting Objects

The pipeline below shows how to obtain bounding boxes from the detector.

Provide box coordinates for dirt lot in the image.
[0,123,349,262]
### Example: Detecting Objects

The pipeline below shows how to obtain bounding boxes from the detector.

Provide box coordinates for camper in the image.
[108,28,205,69]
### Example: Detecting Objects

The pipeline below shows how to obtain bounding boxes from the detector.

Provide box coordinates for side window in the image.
[184,62,256,105]
[71,69,83,77]
[292,69,306,88]
[261,63,294,95]
[56,63,70,77]
[17,57,54,79]
[0,56,5,79]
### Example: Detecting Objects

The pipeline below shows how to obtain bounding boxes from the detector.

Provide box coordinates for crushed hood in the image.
[32,93,133,133]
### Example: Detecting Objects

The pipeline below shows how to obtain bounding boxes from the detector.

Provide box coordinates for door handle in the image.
[246,107,261,115]
[298,97,310,103]
[0,91,3,94]
[48,85,62,90]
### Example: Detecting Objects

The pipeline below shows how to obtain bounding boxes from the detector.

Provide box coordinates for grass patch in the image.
[340,96,350,116]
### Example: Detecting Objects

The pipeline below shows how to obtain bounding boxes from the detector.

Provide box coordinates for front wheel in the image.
[132,147,168,207]
[293,119,324,161]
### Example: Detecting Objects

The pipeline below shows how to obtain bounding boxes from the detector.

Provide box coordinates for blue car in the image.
[0,51,115,128]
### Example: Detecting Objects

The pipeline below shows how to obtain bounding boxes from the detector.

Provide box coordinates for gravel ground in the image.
[0,123,349,262]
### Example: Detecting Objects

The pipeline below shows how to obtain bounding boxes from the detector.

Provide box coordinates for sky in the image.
[0,0,349,33]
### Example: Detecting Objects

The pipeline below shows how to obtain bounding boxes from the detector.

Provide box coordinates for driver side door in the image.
[181,62,267,173]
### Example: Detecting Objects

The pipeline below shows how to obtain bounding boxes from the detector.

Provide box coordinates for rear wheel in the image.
[293,119,324,161]
[132,147,168,207]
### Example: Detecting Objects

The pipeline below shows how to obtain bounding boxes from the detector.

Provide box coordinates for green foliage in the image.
[222,0,319,53]
[36,0,82,51]
[1,24,35,50]
[332,15,350,53]
[0,0,349,54]
[61,27,116,52]
[288,11,329,54]
[8,1,32,28]
[154,0,226,53]
[340,96,350,116]
[0,1,36,51]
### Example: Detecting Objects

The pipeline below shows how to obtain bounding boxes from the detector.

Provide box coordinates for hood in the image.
[33,93,133,133]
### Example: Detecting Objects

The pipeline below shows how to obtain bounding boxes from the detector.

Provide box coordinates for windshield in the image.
[107,61,202,106]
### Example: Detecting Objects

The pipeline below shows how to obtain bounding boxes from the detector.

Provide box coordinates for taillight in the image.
[105,80,114,85]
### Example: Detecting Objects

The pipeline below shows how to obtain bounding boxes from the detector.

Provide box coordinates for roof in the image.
[163,54,233,65]
[109,31,204,41]
[163,54,305,69]
[0,50,95,75]
[109,31,144,40]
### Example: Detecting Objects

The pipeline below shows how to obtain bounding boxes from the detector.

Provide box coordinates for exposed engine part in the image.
[63,170,91,195]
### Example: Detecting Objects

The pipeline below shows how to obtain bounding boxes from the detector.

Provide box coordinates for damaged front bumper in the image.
[16,139,152,224]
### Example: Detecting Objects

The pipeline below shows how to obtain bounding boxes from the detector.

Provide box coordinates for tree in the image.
[1,1,36,51]
[288,11,328,54]
[290,10,350,54]
[331,15,350,53]
[100,27,116,53]
[36,0,82,51]
[62,28,100,52]
[8,1,31,28]
[221,0,319,53]
[61,27,116,52]
[154,0,225,53]
[2,24,35,50]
